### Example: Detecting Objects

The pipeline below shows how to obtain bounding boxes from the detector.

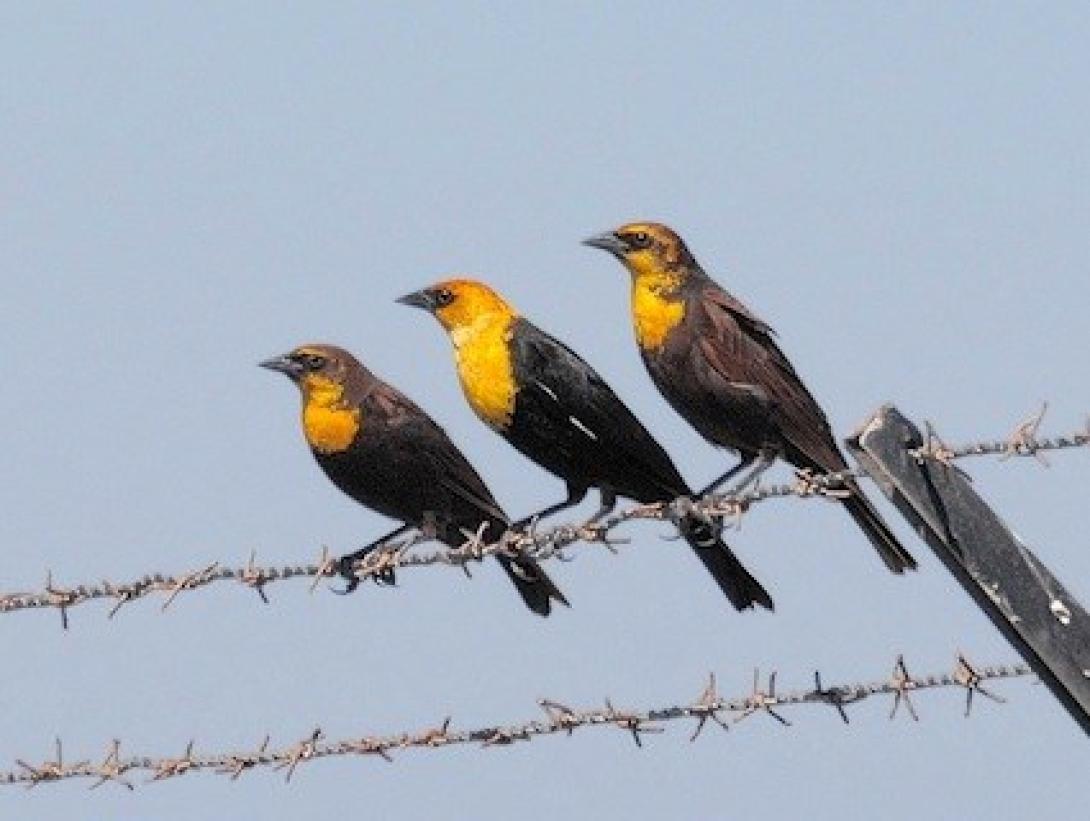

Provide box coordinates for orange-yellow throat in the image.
[631,274,685,352]
[450,314,518,430]
[300,375,361,454]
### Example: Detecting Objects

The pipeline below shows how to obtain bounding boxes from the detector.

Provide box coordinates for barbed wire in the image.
[1,411,1085,625]
[0,654,1032,790]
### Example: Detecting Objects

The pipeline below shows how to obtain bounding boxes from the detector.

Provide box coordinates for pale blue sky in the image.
[2,3,1088,818]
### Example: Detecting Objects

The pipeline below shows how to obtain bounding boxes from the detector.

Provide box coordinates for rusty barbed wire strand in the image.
[1,414,1085,622]
[0,654,1032,789]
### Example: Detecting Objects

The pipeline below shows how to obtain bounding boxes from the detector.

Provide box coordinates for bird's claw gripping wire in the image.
[333,552,397,595]
[332,554,363,595]
[672,497,724,547]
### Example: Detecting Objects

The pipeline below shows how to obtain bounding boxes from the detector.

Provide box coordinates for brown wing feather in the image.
[363,380,508,532]
[693,282,847,472]
[688,281,915,572]
[350,377,568,612]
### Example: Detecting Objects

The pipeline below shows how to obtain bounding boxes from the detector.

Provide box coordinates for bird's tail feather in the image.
[840,478,917,573]
[497,555,570,617]
[680,516,773,611]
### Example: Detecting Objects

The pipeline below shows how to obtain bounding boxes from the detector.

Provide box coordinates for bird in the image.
[582,222,916,574]
[260,343,568,616]
[397,278,773,611]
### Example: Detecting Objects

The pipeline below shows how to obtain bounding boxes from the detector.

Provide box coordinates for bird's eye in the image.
[434,288,455,307]
[631,231,651,249]
[304,354,327,370]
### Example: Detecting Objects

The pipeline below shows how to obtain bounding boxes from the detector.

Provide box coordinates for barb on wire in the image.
[1,415,1085,623]
[0,655,1032,790]
[911,404,1088,463]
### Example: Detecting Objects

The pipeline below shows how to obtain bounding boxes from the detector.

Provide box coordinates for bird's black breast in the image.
[505,323,603,488]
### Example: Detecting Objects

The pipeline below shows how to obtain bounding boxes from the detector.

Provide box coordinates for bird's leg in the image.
[699,455,756,497]
[724,450,777,496]
[587,486,618,524]
[335,524,413,593]
[512,485,588,531]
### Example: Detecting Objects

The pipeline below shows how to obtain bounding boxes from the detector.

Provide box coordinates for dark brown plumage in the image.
[584,222,916,574]
[261,343,568,616]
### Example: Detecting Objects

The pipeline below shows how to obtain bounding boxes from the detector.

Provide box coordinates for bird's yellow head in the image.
[583,223,696,351]
[582,222,696,285]
[397,278,519,345]
[398,278,520,429]
[260,344,364,453]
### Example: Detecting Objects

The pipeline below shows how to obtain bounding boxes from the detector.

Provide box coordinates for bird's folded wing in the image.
[694,283,845,470]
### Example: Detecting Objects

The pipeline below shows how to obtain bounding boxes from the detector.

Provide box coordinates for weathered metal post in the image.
[847,405,1090,735]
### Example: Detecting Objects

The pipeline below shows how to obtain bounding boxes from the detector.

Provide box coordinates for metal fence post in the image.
[847,404,1090,735]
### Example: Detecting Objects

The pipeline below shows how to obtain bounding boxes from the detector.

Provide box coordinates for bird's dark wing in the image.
[365,380,508,533]
[510,319,689,501]
[358,379,569,613]
[690,281,847,471]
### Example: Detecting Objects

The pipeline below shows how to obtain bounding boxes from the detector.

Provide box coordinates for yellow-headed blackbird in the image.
[583,222,916,574]
[261,343,568,616]
[398,279,773,611]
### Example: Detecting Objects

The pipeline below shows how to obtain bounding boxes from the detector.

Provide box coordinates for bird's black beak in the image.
[396,289,436,312]
[581,231,629,257]
[259,353,303,380]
